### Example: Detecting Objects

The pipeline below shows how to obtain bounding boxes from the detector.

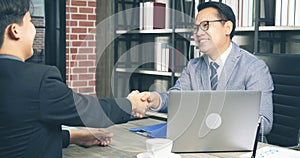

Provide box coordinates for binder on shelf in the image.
[155,36,170,72]
[281,0,288,26]
[287,0,295,26]
[275,0,281,26]
[139,2,144,30]
[295,0,300,26]
[155,43,170,72]
[140,2,166,30]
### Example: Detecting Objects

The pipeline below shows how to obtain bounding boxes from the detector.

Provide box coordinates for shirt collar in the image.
[208,42,232,66]
[0,54,24,62]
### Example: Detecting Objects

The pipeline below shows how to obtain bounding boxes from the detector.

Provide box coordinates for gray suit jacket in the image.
[158,42,274,134]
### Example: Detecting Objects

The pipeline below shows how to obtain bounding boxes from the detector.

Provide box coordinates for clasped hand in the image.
[126,90,160,118]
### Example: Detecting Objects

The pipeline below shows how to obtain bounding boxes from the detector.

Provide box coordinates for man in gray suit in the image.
[139,2,274,137]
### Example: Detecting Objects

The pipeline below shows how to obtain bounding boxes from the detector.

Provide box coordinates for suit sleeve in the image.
[39,66,132,127]
[62,130,70,148]
[157,60,194,113]
[245,59,274,135]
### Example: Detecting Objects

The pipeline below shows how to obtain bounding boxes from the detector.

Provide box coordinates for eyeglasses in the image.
[193,20,227,33]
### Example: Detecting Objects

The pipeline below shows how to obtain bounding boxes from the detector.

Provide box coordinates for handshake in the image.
[126,91,161,118]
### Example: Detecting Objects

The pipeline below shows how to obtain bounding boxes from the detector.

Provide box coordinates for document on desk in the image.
[240,146,300,158]
[129,123,167,138]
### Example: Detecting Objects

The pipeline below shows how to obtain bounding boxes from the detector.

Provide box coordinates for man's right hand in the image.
[127,90,149,118]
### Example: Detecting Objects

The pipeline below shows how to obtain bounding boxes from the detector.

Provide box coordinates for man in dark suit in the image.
[0,0,148,157]
[139,2,273,138]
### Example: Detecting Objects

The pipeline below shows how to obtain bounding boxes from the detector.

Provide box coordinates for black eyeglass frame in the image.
[193,19,227,33]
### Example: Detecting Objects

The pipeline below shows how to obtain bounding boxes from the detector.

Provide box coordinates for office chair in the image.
[255,53,300,147]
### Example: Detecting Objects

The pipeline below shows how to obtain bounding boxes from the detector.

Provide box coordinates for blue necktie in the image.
[210,62,219,90]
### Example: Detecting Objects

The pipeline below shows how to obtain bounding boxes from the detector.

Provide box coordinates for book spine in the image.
[139,2,144,30]
[275,0,282,26]
[287,0,295,26]
[153,2,166,29]
[295,0,300,26]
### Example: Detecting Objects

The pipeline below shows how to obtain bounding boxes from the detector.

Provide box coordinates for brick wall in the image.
[66,0,97,96]
[32,17,45,52]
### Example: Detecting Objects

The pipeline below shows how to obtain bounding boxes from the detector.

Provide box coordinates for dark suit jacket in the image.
[0,59,132,158]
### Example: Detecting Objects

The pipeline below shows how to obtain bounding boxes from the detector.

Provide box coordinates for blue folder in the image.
[129,123,167,138]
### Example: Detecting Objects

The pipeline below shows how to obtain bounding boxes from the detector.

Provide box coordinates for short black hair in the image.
[197,2,236,39]
[0,0,31,48]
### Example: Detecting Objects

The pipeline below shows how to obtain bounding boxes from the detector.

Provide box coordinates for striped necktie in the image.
[210,62,219,90]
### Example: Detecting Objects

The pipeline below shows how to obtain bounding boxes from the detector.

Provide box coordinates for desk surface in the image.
[63,118,267,158]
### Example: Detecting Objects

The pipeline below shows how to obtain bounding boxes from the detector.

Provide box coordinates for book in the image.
[242,0,249,27]
[238,0,243,27]
[155,36,169,72]
[275,0,282,26]
[139,2,144,30]
[143,2,166,30]
[281,0,288,26]
[287,0,295,26]
[155,42,169,72]
[295,0,300,26]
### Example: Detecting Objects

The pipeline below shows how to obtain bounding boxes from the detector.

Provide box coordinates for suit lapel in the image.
[199,55,210,90]
[218,43,241,90]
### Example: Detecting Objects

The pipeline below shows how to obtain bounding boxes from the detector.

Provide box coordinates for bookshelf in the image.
[232,0,300,54]
[113,0,195,97]
[112,0,300,97]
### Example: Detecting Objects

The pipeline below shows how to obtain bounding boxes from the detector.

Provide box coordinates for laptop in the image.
[167,90,261,153]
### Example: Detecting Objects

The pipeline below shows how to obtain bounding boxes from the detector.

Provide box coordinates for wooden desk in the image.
[62,118,265,158]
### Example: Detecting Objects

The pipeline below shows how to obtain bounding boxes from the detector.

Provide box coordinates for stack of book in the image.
[275,0,300,26]
[140,2,166,30]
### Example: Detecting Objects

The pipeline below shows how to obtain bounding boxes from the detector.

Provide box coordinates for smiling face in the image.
[194,7,232,60]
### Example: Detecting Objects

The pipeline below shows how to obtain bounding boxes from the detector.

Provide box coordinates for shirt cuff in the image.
[149,92,163,112]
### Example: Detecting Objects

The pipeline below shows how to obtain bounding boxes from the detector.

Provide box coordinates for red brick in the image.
[71,14,87,20]
[79,8,94,14]
[79,74,94,80]
[88,15,96,20]
[68,61,78,67]
[73,81,88,87]
[79,34,95,40]
[79,21,94,27]
[89,80,96,86]
[67,7,78,13]
[72,41,87,47]
[88,41,96,47]
[88,28,96,33]
[78,48,94,53]
[68,74,79,81]
[79,61,94,67]
[66,34,78,40]
[88,1,96,7]
[72,28,87,33]
[88,54,96,60]
[78,87,94,93]
[67,21,78,26]
[70,48,78,54]
[73,68,88,73]
[71,1,87,6]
